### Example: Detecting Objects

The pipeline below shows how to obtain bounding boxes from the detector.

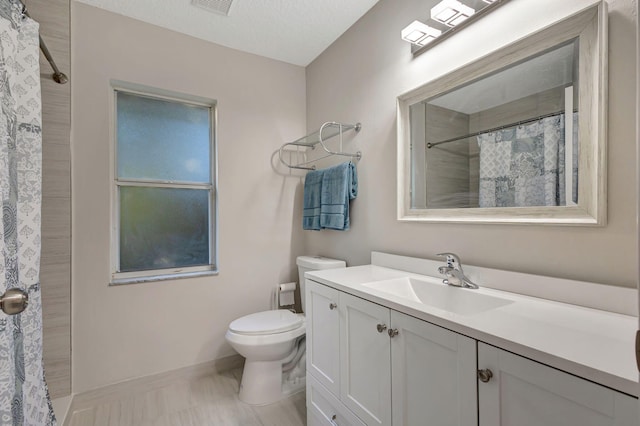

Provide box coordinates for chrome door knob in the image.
[376,324,387,333]
[478,368,493,383]
[388,328,399,338]
[329,302,337,310]
[0,288,28,315]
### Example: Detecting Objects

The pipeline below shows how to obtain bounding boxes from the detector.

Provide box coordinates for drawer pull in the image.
[377,324,387,333]
[329,302,338,310]
[478,368,493,383]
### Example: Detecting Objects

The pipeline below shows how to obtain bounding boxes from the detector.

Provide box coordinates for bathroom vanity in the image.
[305,253,638,426]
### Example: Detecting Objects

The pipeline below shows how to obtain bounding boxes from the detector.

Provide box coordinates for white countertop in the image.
[306,264,639,397]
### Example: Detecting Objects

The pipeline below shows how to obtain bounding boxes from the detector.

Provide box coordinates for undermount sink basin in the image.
[362,276,513,316]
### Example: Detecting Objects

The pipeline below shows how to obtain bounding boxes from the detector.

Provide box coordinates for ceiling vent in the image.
[191,0,235,16]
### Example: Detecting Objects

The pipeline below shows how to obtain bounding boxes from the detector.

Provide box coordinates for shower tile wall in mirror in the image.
[411,40,579,210]
[397,2,607,225]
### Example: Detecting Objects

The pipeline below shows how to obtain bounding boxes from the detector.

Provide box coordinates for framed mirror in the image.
[397,2,607,225]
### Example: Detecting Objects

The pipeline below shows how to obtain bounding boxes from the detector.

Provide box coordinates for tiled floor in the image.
[67,368,307,426]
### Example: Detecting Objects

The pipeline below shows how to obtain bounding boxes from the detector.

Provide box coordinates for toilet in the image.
[225,256,346,405]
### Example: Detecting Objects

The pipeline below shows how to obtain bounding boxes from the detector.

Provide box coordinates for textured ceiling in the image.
[74,0,381,66]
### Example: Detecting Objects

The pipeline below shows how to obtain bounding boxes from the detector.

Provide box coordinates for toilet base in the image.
[238,359,306,405]
[239,360,284,405]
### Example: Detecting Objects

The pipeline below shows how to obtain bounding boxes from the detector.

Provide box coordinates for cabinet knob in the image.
[330,414,339,426]
[376,323,387,333]
[388,328,399,338]
[477,368,493,383]
[329,302,337,310]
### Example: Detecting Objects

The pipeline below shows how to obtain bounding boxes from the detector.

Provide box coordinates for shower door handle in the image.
[0,288,28,315]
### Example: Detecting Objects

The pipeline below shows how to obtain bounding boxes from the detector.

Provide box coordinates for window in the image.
[111,85,217,284]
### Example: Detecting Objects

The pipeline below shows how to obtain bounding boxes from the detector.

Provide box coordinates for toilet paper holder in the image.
[273,282,297,311]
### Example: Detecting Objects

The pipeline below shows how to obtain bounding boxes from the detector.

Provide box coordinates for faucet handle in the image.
[437,265,451,275]
[436,252,461,268]
[436,253,479,289]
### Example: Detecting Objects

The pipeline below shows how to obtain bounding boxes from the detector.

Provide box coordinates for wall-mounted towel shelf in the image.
[279,121,362,171]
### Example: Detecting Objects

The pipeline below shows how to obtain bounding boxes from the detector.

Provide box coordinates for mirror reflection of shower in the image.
[409,39,579,210]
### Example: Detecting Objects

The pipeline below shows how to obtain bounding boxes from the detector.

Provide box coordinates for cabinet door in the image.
[307,280,341,395]
[339,292,391,426]
[478,342,639,426]
[390,310,477,426]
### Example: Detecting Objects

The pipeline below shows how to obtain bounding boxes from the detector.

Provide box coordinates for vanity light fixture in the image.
[401,20,442,46]
[430,0,475,27]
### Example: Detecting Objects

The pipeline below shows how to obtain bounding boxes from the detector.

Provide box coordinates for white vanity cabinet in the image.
[307,281,341,396]
[306,281,392,426]
[477,343,638,426]
[306,254,639,426]
[390,309,477,426]
[307,280,478,426]
[339,292,392,426]
[308,374,366,426]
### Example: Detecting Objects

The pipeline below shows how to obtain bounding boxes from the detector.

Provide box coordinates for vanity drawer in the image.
[308,374,366,426]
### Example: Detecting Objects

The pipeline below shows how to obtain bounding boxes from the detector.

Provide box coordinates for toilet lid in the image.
[229,310,303,336]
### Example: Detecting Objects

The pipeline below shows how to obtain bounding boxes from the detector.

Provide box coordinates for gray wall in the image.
[305,0,638,288]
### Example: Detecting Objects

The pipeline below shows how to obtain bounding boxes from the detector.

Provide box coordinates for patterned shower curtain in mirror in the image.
[0,1,56,424]
[478,113,578,208]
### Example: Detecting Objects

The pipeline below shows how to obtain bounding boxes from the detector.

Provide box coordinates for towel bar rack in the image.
[279,121,362,171]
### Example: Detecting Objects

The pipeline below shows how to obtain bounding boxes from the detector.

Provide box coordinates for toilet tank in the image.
[296,256,346,313]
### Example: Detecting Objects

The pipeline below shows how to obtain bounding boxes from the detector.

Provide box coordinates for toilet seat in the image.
[226,316,305,347]
[229,310,303,336]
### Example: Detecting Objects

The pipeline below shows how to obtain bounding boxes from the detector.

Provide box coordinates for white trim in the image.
[564,85,575,206]
[109,81,218,283]
[110,80,215,107]
[115,179,213,189]
[110,268,219,286]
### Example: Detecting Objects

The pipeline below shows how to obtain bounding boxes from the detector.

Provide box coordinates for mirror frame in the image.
[397,2,607,225]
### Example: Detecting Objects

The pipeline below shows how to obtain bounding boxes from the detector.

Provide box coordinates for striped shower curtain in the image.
[0,1,56,424]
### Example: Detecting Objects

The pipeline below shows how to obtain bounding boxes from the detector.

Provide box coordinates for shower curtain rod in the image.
[20,5,68,84]
[36,31,68,84]
[426,109,577,149]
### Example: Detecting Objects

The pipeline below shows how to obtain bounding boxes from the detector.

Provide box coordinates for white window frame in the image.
[109,81,218,285]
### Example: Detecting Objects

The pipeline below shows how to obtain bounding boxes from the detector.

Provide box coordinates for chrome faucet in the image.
[436,253,479,289]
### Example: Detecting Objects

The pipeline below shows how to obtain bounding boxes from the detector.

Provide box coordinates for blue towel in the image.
[320,162,358,230]
[302,168,324,230]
